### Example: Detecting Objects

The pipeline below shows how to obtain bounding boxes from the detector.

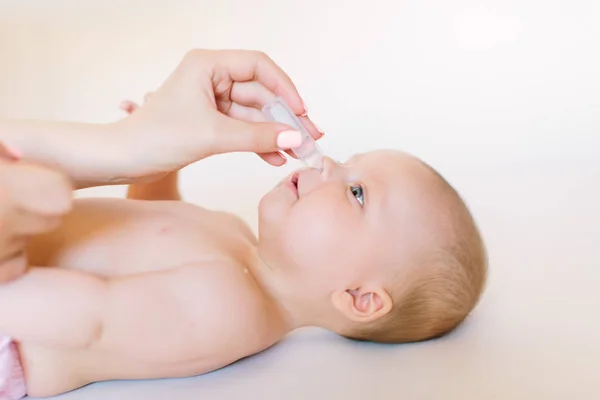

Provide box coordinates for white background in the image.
[1,0,599,398]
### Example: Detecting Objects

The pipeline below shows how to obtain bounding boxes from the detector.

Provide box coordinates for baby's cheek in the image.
[286,203,351,270]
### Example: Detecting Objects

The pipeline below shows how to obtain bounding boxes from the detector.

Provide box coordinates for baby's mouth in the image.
[289,172,299,198]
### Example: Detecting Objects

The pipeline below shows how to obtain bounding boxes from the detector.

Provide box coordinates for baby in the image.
[0,106,487,399]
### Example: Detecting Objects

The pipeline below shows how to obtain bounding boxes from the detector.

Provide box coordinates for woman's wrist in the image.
[0,118,145,189]
[73,120,138,188]
[108,116,179,186]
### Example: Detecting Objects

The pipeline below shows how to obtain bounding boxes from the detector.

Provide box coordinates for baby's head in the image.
[257,150,487,343]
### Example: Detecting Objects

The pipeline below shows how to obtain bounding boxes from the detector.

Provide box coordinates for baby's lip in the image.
[288,172,299,198]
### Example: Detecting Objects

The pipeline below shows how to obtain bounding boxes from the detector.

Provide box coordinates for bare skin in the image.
[0,94,294,397]
[7,173,287,398]
[0,92,471,398]
[0,48,330,398]
[0,96,293,397]
[1,135,467,398]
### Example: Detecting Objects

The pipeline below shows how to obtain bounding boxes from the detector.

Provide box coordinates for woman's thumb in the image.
[212,116,303,155]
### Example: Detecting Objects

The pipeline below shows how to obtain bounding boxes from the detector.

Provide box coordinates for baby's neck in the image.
[244,248,323,332]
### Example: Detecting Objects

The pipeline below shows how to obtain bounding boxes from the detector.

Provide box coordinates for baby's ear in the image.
[330,286,393,323]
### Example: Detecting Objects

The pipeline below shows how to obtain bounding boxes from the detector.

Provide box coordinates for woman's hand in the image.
[118,49,323,175]
[0,49,322,190]
[0,143,72,282]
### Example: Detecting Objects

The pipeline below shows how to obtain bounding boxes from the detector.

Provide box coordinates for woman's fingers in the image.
[226,103,288,166]
[230,81,277,110]
[3,163,73,216]
[258,152,288,166]
[229,81,322,139]
[223,102,324,163]
[193,49,306,116]
[228,82,323,163]
[9,208,63,235]
[226,102,265,122]
[298,115,324,140]
[0,251,27,283]
[0,160,70,282]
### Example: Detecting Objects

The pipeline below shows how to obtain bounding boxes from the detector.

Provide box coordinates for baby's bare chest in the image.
[27,198,255,277]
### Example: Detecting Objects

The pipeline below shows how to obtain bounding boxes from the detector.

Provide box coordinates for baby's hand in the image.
[0,145,73,282]
[119,92,152,116]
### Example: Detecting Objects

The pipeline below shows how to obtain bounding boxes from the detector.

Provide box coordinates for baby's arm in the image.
[0,264,244,359]
[126,172,181,201]
[0,268,106,348]
[120,97,181,201]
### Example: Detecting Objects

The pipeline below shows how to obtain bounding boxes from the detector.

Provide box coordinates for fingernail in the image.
[314,122,324,135]
[277,130,303,149]
[277,152,288,164]
[301,102,308,116]
[4,144,21,160]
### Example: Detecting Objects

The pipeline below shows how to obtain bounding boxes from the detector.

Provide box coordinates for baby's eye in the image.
[350,185,364,206]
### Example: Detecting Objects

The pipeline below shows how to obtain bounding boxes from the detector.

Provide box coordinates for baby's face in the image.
[257,150,441,291]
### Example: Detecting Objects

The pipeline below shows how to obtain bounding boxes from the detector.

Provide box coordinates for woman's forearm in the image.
[0,118,140,189]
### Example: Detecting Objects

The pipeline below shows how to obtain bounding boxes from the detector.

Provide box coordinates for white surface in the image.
[1,0,599,399]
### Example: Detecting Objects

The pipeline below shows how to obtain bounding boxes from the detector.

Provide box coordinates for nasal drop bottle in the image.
[262,97,325,171]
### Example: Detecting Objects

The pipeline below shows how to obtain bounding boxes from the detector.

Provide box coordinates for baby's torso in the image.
[19,198,278,397]
[27,197,258,277]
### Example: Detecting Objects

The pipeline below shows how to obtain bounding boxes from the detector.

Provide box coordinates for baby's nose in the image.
[320,156,341,179]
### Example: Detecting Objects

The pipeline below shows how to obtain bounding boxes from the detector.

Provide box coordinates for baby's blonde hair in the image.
[344,163,487,343]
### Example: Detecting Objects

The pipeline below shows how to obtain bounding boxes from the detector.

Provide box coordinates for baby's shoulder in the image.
[154,200,256,243]
[173,261,281,353]
[173,261,271,321]
[208,209,257,244]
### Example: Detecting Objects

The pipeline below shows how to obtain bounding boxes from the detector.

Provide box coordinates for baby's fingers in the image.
[120,92,154,116]
[119,100,139,115]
